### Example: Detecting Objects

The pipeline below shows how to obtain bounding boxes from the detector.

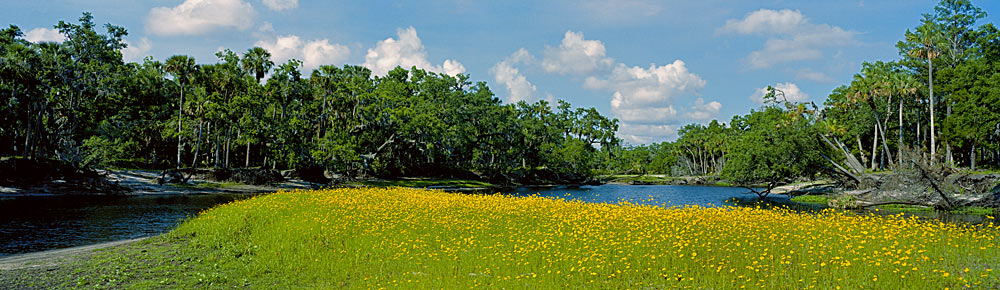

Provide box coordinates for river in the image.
[0,185,992,257]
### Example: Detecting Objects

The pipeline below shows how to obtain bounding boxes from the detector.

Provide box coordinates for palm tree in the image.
[906,20,942,159]
[241,47,273,84]
[893,72,919,166]
[239,47,273,167]
[164,55,197,168]
[849,64,885,170]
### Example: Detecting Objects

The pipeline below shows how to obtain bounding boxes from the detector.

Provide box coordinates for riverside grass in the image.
[76,188,998,289]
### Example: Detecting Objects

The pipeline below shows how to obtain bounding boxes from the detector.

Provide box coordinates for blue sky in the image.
[6,0,1000,144]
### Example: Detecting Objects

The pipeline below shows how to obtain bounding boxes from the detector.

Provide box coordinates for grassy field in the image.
[59,188,1000,288]
[348,178,494,189]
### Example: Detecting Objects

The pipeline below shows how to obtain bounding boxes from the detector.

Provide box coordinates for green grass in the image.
[349,178,494,189]
[48,188,1000,289]
[950,206,998,215]
[875,204,935,212]
[790,195,832,204]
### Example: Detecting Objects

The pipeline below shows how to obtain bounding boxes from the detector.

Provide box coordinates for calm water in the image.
[505,184,786,207]
[0,194,257,257]
[0,185,992,257]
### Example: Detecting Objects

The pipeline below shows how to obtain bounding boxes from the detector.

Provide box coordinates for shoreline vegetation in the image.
[4,1,1000,214]
[3,1,1000,288]
[2,188,997,289]
[5,162,998,218]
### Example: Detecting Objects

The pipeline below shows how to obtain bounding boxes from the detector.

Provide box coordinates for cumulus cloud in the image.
[749,82,810,104]
[255,35,350,72]
[121,37,153,62]
[363,27,466,76]
[262,0,297,11]
[583,60,706,143]
[24,27,65,43]
[509,31,716,143]
[718,9,857,69]
[610,103,678,124]
[541,31,614,75]
[146,0,255,36]
[491,49,537,103]
[585,60,705,115]
[618,123,678,144]
[685,98,722,121]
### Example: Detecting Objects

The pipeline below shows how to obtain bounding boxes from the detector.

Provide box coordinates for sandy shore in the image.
[0,237,147,271]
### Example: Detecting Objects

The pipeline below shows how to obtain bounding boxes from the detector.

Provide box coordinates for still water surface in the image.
[0,194,256,257]
[0,185,991,257]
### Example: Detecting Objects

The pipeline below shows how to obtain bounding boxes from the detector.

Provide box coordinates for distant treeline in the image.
[0,13,619,182]
[610,0,1000,183]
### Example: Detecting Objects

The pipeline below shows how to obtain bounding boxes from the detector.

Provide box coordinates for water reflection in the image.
[0,194,257,257]
[503,184,995,225]
[1,185,993,257]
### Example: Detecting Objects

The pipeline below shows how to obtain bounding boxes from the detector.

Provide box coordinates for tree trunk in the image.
[214,122,220,169]
[828,135,866,174]
[946,103,952,166]
[881,95,894,166]
[871,125,879,170]
[318,92,328,142]
[869,98,894,168]
[971,142,977,170]
[875,113,893,169]
[246,142,251,168]
[916,112,921,151]
[177,84,184,168]
[928,56,936,160]
[225,126,232,168]
[191,118,204,168]
[898,98,903,166]
[857,136,868,166]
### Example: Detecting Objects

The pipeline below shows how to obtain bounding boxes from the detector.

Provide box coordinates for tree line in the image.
[607,0,1000,194]
[0,13,619,183]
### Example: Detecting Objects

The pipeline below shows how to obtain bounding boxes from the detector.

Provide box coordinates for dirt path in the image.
[0,237,147,271]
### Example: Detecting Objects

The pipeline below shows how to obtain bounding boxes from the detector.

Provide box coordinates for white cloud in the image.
[584,60,705,143]
[24,27,64,43]
[121,37,153,62]
[255,35,350,72]
[585,60,705,111]
[749,82,810,104]
[491,49,537,103]
[618,123,678,144]
[262,0,297,11]
[441,60,466,76]
[719,9,806,35]
[795,68,835,83]
[363,26,466,76]
[541,31,614,75]
[611,102,678,123]
[685,98,722,121]
[718,9,857,68]
[258,22,274,33]
[146,0,255,36]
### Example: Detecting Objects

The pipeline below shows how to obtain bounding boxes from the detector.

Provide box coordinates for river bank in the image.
[3,187,996,289]
[0,237,153,289]
[1,167,586,196]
